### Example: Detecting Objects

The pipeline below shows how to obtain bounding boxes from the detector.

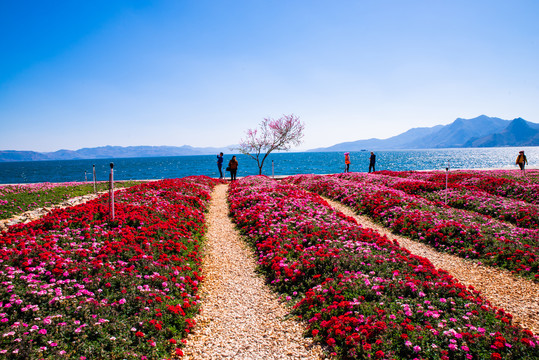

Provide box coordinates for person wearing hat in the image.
[344,152,351,173]
[516,150,528,172]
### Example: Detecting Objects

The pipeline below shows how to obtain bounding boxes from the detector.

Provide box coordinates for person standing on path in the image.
[516,150,528,173]
[368,152,376,173]
[344,152,351,173]
[217,152,224,179]
[228,155,238,181]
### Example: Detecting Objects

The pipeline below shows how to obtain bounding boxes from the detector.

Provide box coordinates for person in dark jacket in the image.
[368,152,376,173]
[217,152,224,179]
[516,150,528,172]
[228,156,238,181]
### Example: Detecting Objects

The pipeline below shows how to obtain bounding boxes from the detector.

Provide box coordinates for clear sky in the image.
[1,0,538,152]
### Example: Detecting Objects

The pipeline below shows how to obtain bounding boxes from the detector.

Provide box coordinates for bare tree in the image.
[236,114,305,175]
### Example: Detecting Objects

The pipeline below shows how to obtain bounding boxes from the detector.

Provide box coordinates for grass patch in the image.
[0,181,144,220]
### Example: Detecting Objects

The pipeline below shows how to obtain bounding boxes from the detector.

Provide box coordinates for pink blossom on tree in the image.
[237,114,305,175]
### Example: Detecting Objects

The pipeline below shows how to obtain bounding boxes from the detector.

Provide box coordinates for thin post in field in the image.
[445,160,450,204]
[109,163,115,221]
[93,164,97,195]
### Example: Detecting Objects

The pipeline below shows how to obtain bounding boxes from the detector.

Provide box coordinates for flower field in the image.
[377,170,539,205]
[474,169,539,185]
[0,176,222,359]
[228,176,539,359]
[285,173,539,282]
[342,172,539,230]
[0,181,143,220]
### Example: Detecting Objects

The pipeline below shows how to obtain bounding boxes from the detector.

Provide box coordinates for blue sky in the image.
[1,0,538,152]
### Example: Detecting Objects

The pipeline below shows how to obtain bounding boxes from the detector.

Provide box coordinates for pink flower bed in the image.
[285,174,539,282]
[345,172,539,230]
[228,176,539,359]
[378,170,539,205]
[0,176,222,359]
[479,169,539,185]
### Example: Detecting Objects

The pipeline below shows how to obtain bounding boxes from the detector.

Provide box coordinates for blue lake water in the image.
[0,146,537,184]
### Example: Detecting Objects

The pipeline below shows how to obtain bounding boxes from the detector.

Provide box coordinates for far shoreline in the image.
[0,167,538,187]
[0,148,537,184]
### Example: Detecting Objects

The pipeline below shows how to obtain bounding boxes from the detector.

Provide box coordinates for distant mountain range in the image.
[0,145,232,162]
[2,115,538,162]
[309,115,539,152]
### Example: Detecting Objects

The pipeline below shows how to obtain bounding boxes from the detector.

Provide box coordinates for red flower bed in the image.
[286,174,539,282]
[346,172,539,230]
[378,170,539,205]
[0,176,221,359]
[228,176,539,359]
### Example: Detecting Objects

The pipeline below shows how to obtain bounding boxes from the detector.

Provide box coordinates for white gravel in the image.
[182,184,326,359]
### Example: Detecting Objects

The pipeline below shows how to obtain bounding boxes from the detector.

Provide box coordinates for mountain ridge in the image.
[309,115,539,152]
[2,115,538,162]
[0,145,233,162]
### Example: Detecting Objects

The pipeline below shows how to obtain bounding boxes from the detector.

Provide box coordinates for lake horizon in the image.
[0,146,537,185]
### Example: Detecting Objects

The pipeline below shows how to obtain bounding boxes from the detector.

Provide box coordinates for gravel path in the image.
[182,184,326,360]
[322,196,539,335]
